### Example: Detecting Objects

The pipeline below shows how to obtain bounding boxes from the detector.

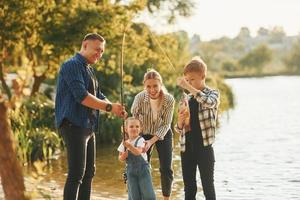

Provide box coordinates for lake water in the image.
[1,76,300,200]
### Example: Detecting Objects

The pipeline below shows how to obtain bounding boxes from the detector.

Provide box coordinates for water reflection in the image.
[22,140,187,200]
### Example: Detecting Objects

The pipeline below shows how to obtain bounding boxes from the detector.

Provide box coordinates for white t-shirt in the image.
[117,136,147,162]
[150,98,160,121]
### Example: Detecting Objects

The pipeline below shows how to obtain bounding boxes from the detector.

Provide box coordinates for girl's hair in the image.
[125,117,141,127]
[124,117,142,137]
[183,56,207,78]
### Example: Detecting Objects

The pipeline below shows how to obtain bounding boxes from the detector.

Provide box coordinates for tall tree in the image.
[0,0,29,199]
[284,40,300,72]
[147,0,195,22]
[239,44,272,72]
[236,27,251,40]
[269,26,285,43]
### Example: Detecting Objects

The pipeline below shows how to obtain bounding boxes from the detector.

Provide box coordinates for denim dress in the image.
[126,136,156,200]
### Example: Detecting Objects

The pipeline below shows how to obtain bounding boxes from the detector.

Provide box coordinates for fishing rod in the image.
[146,26,187,98]
[120,26,126,142]
[120,25,129,186]
[146,26,177,73]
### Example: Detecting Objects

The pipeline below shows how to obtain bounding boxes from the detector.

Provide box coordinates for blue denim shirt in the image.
[55,53,106,129]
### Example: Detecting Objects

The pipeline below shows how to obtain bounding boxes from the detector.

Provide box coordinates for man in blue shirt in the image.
[55,33,126,200]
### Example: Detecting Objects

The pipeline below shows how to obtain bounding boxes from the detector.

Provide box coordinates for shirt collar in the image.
[75,53,88,67]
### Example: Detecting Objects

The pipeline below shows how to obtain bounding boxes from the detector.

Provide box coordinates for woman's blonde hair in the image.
[143,69,167,94]
[143,69,162,83]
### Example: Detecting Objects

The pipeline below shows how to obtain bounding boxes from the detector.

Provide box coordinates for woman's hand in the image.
[143,140,153,153]
[143,136,159,153]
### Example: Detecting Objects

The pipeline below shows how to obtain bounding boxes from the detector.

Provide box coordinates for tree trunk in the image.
[0,102,29,200]
[30,73,46,96]
[0,60,12,100]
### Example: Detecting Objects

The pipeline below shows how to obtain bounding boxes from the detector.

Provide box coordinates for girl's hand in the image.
[123,140,131,149]
[119,151,128,161]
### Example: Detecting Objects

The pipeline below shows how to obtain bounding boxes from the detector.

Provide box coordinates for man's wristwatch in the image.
[105,103,113,112]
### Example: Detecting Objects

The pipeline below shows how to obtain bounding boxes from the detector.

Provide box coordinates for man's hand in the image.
[111,103,127,118]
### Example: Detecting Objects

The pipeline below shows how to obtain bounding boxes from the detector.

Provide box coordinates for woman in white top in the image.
[131,69,175,200]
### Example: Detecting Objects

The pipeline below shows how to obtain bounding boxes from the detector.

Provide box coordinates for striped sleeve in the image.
[155,94,175,139]
[61,61,88,103]
[131,92,142,118]
[195,89,220,109]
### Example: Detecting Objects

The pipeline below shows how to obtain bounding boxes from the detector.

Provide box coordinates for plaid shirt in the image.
[131,90,175,140]
[175,86,220,147]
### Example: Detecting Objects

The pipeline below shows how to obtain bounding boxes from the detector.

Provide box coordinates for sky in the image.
[139,0,300,41]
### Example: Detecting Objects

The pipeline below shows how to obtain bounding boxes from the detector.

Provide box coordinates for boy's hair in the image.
[183,56,207,78]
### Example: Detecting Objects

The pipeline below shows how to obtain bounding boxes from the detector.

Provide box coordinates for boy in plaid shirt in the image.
[175,57,220,200]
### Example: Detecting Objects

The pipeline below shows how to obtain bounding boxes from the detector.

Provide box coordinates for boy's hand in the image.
[177,77,190,90]
[177,109,186,129]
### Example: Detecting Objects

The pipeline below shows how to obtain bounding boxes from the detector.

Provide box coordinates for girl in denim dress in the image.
[118,117,156,200]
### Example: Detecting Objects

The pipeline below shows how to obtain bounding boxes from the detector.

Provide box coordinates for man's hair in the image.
[83,33,105,43]
[183,56,207,77]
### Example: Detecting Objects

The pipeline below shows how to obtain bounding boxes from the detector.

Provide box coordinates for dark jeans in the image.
[181,134,216,200]
[59,120,96,200]
[143,130,173,197]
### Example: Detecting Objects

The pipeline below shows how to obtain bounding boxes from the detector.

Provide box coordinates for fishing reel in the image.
[122,170,127,184]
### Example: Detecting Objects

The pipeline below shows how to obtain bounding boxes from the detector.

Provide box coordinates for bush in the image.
[10,94,61,163]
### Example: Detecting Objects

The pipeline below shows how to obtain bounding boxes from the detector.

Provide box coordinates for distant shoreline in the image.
[223,71,300,79]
